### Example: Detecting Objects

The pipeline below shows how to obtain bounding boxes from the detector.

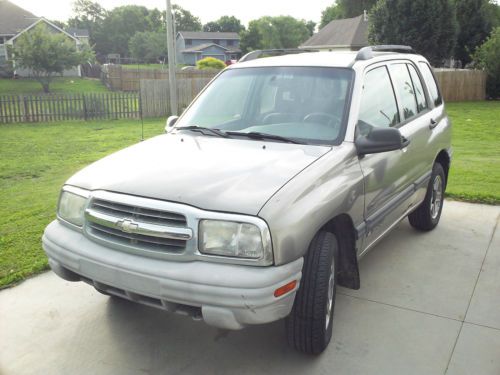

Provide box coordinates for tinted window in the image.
[358,66,400,132]
[390,64,418,120]
[407,64,427,112]
[419,62,442,106]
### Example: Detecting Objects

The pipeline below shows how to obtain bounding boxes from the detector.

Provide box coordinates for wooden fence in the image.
[103,64,218,92]
[434,69,487,102]
[140,77,215,118]
[0,92,139,123]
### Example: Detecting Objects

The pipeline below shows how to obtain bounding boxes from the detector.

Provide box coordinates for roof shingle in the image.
[0,0,37,36]
[300,15,369,49]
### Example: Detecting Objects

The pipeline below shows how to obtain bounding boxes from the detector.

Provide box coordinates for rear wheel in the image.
[285,231,338,354]
[409,162,446,231]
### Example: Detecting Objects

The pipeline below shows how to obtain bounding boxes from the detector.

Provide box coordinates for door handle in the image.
[429,118,438,129]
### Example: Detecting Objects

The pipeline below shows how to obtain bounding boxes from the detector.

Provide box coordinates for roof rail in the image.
[355,45,414,61]
[239,48,320,63]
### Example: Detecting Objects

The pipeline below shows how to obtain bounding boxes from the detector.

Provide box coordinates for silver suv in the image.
[43,46,451,354]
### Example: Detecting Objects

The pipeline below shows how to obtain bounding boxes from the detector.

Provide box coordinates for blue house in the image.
[176,31,241,65]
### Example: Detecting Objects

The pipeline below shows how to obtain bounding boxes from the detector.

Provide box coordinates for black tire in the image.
[285,231,338,354]
[409,162,446,231]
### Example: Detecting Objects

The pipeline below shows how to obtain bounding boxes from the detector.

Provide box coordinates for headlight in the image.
[199,220,266,259]
[57,187,89,227]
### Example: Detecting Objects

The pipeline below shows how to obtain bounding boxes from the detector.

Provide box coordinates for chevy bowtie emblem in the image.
[116,219,139,233]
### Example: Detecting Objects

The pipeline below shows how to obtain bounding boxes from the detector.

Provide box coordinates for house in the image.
[66,28,90,45]
[300,13,369,51]
[176,31,241,65]
[0,0,83,77]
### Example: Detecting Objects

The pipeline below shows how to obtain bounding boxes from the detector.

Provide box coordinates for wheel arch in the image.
[321,213,360,290]
[435,149,450,189]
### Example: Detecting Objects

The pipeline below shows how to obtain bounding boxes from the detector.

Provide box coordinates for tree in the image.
[172,4,202,31]
[472,27,500,97]
[11,24,93,93]
[305,20,316,36]
[455,0,496,65]
[320,4,344,28]
[129,31,167,63]
[370,0,458,66]
[92,5,155,57]
[203,16,245,33]
[240,16,311,53]
[338,0,378,17]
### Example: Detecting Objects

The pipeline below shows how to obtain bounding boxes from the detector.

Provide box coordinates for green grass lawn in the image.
[0,77,109,94]
[446,101,500,204]
[0,101,498,288]
[0,118,164,288]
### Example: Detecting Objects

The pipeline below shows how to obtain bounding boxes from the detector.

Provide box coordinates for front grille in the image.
[86,198,189,253]
[91,199,187,226]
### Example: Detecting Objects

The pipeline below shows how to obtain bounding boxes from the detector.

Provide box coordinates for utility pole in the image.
[166,0,178,115]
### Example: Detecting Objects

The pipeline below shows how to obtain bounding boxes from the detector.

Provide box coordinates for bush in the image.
[472,27,500,98]
[196,57,226,70]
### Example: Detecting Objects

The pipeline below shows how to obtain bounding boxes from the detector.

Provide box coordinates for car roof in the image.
[229,51,426,70]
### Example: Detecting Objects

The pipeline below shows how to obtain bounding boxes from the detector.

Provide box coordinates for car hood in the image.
[66,133,331,215]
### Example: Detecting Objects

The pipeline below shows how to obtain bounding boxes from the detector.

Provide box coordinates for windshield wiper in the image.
[225,131,300,144]
[177,125,229,138]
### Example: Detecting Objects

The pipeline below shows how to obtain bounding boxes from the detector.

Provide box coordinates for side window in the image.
[389,64,418,120]
[407,64,427,113]
[358,66,400,133]
[418,62,443,107]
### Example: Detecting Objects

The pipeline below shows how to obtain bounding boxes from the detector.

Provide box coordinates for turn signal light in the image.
[274,280,297,297]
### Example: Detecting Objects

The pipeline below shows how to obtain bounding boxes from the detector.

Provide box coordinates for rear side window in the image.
[418,62,442,107]
[358,66,400,131]
[407,64,427,112]
[389,64,418,120]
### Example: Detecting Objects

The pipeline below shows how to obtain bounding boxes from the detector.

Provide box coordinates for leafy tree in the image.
[67,0,107,43]
[11,24,94,92]
[370,0,458,66]
[203,16,245,33]
[455,0,496,65]
[305,20,316,36]
[240,16,311,52]
[320,4,344,28]
[338,0,378,17]
[172,4,202,31]
[472,27,500,97]
[129,31,167,62]
[92,6,155,57]
[196,57,226,70]
[320,0,377,28]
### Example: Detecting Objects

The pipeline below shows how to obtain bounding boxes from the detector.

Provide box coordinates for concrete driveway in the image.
[1,200,499,375]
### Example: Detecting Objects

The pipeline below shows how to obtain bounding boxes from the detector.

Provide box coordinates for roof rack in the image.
[355,45,414,61]
[239,48,320,63]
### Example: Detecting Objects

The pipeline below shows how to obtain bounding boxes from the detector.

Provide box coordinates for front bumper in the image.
[42,220,303,330]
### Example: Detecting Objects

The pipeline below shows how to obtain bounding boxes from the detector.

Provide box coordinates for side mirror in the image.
[355,127,410,155]
[165,115,179,133]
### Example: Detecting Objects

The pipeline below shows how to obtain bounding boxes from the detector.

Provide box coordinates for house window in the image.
[227,40,234,46]
[185,39,192,46]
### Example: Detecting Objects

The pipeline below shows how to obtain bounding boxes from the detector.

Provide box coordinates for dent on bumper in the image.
[42,220,303,330]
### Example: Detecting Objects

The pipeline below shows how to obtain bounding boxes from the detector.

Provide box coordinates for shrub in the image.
[196,57,226,70]
[472,27,500,98]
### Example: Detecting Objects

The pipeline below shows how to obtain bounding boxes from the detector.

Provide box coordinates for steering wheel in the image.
[303,112,341,126]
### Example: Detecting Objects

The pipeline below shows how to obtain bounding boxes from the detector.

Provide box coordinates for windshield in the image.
[176,67,353,145]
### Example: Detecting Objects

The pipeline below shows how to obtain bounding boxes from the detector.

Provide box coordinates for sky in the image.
[9,0,335,26]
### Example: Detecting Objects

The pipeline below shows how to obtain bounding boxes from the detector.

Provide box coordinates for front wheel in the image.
[409,162,446,231]
[285,231,338,354]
